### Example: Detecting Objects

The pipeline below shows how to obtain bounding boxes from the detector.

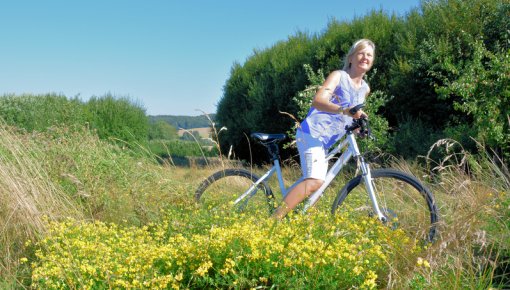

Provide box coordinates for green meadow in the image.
[0,93,508,289]
[1,0,509,287]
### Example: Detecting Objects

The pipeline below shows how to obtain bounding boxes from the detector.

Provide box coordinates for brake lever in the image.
[356,118,373,139]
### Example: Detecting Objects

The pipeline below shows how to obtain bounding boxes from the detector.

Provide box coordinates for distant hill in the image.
[149,114,216,129]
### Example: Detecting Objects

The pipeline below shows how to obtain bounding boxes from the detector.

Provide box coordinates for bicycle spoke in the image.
[333,169,438,242]
[195,169,276,215]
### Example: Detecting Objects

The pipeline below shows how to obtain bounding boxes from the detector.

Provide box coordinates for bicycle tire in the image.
[195,168,276,214]
[332,168,439,242]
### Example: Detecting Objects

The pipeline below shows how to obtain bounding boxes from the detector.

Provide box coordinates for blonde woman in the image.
[273,39,376,219]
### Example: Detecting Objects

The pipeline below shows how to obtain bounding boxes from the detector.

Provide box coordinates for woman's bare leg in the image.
[272,178,324,219]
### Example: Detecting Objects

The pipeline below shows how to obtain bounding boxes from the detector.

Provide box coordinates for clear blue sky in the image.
[1,1,420,116]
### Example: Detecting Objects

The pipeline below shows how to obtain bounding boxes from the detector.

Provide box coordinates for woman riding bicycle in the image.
[273,39,375,219]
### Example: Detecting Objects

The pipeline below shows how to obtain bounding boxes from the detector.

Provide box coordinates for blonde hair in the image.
[342,39,375,71]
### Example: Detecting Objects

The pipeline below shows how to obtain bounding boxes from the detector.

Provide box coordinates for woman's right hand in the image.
[352,110,367,119]
[347,104,366,119]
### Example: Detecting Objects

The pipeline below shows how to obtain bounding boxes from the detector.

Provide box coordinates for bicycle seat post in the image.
[267,142,279,161]
[250,133,287,162]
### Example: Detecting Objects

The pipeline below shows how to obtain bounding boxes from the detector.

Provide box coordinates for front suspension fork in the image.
[359,159,387,223]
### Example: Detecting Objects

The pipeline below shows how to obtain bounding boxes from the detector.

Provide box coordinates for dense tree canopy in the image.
[216,0,509,162]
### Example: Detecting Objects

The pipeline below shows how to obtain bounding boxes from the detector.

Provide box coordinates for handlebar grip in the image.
[349,104,365,115]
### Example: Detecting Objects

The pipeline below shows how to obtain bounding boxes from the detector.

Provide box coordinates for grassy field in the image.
[0,123,509,289]
[177,127,211,138]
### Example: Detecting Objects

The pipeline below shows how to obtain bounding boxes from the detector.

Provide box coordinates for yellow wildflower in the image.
[416,257,430,268]
[195,260,213,277]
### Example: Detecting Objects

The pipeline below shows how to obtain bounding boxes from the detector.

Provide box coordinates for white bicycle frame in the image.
[233,131,387,222]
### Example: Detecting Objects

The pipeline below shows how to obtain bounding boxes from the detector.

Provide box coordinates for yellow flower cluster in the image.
[416,257,431,268]
[32,219,182,289]
[30,207,415,289]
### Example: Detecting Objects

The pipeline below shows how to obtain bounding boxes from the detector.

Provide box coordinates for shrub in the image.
[148,120,178,140]
[0,93,87,131]
[85,94,149,145]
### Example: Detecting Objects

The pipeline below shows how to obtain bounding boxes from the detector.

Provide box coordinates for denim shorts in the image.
[296,129,328,181]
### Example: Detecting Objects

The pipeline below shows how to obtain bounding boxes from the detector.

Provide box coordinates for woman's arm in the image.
[311,71,349,115]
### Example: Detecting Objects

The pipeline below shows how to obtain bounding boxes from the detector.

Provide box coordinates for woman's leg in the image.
[272,178,324,219]
[272,129,327,219]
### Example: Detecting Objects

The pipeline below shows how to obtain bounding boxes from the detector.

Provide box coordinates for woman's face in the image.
[350,45,374,72]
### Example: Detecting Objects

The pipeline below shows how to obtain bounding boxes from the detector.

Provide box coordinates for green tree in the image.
[436,40,510,157]
[216,0,508,162]
[217,33,316,161]
[148,120,178,140]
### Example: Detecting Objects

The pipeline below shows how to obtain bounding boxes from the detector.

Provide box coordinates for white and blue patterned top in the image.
[299,70,369,149]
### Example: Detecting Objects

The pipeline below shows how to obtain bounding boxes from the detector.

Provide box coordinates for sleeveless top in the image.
[299,70,369,149]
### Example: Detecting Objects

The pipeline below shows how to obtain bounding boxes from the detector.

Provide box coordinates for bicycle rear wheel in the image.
[195,168,276,214]
[332,168,438,242]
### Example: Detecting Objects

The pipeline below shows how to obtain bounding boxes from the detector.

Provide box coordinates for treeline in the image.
[216,0,509,162]
[150,114,216,130]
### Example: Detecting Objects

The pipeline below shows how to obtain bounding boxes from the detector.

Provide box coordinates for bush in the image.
[0,93,87,131]
[436,40,510,158]
[216,0,508,162]
[85,94,149,145]
[389,117,441,159]
[0,93,152,148]
[148,120,178,140]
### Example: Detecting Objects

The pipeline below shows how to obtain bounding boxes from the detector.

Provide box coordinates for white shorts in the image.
[296,129,328,180]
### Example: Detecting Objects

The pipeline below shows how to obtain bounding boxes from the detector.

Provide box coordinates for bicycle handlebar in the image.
[345,117,371,138]
[348,103,365,115]
[344,103,372,138]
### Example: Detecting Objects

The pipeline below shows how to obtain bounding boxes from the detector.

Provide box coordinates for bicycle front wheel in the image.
[332,168,439,242]
[195,168,276,214]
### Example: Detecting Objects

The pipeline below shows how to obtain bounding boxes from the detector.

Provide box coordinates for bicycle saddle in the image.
[250,133,287,143]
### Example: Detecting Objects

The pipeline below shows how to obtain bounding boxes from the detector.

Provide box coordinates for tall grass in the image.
[0,122,190,287]
[0,124,81,285]
[397,139,510,289]
[1,119,509,288]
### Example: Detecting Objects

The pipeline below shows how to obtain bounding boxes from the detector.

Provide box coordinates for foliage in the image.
[386,0,504,127]
[149,114,216,130]
[0,93,87,132]
[85,94,149,145]
[389,116,442,158]
[148,120,178,140]
[0,93,152,147]
[216,0,509,162]
[217,32,316,161]
[436,40,510,158]
[292,64,326,121]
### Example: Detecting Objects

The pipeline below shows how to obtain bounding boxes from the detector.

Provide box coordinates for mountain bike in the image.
[195,116,439,242]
